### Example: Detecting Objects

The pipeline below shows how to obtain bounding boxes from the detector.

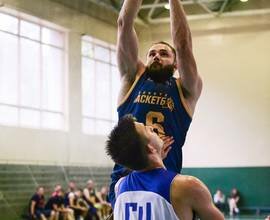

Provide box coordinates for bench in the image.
[241,206,270,215]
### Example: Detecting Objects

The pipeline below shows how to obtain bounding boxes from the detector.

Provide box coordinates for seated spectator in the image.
[96,186,112,219]
[46,188,74,220]
[70,189,89,220]
[82,180,100,220]
[228,188,240,216]
[29,186,56,220]
[51,184,62,197]
[64,181,76,208]
[213,189,226,213]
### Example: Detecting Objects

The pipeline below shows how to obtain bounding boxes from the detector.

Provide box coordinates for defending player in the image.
[106,116,223,220]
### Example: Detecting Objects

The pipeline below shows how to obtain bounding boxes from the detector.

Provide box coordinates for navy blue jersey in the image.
[114,168,179,220]
[109,73,192,205]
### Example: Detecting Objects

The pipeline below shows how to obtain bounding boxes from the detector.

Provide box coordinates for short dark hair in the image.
[106,115,149,170]
[153,41,176,61]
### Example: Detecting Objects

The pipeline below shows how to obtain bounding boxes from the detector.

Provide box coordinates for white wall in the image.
[0,0,117,166]
[185,30,270,167]
[138,15,270,167]
[0,0,269,168]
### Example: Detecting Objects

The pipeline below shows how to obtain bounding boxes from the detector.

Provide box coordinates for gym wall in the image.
[0,0,117,166]
[0,0,269,169]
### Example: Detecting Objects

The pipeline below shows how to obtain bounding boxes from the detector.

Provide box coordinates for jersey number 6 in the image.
[146,111,165,136]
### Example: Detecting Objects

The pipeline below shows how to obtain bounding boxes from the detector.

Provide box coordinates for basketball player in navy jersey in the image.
[106,115,223,220]
[109,0,203,205]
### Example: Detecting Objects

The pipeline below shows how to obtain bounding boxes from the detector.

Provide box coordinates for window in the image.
[0,9,67,130]
[81,36,120,135]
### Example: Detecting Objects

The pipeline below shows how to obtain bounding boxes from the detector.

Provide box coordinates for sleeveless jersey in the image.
[109,73,192,205]
[114,168,179,220]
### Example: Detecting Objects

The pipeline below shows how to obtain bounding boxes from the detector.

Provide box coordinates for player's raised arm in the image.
[117,0,144,89]
[169,0,202,114]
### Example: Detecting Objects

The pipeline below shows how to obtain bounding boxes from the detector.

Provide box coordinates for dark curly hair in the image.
[106,115,149,170]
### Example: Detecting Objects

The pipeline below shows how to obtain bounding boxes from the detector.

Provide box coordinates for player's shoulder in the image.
[176,174,205,187]
[137,62,146,77]
[171,175,204,200]
[122,62,146,83]
[172,175,200,187]
[118,64,146,107]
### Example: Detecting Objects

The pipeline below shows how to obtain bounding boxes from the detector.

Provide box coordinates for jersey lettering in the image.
[125,202,152,220]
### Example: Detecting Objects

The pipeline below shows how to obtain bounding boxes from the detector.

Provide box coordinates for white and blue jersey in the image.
[114,168,179,220]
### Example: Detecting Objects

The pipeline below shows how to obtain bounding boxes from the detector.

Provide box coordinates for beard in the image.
[145,62,175,84]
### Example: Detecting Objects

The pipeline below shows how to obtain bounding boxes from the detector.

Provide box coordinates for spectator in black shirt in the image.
[64,181,76,208]
[83,180,100,220]
[29,186,56,220]
[46,189,74,220]
[70,189,88,220]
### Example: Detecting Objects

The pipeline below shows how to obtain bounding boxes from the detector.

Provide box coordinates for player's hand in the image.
[161,136,174,159]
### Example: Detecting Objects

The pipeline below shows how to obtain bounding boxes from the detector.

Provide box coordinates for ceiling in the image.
[49,0,270,25]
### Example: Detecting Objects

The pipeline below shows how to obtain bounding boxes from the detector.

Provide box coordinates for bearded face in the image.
[146,62,175,84]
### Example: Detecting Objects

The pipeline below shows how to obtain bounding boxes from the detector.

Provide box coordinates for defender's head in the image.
[106,115,163,170]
